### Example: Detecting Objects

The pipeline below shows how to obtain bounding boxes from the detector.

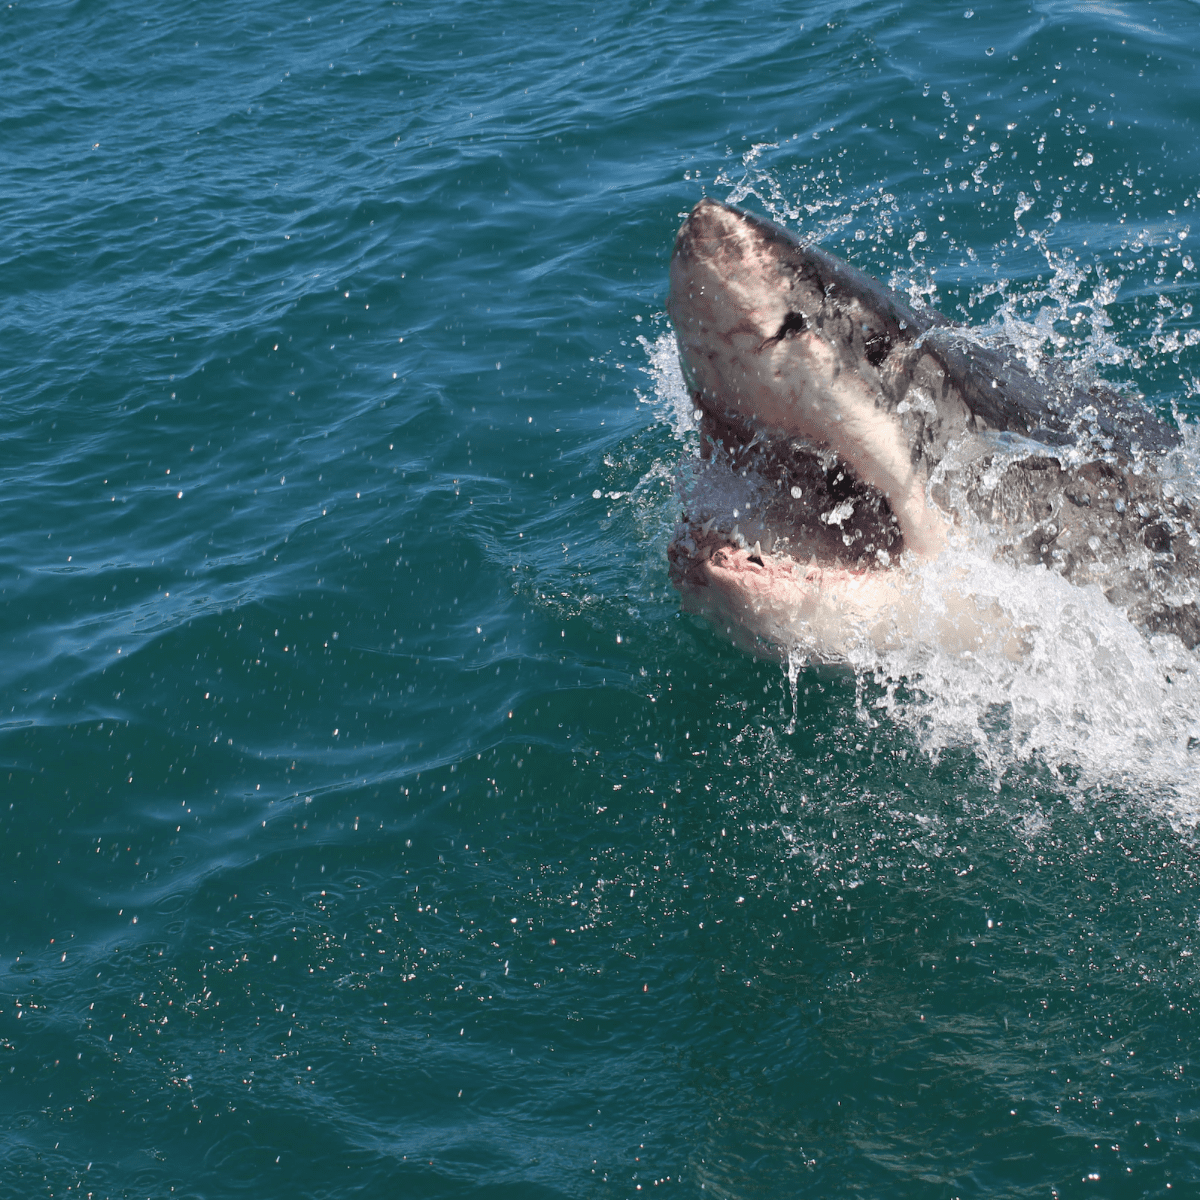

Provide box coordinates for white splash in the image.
[867,541,1200,825]
[635,330,696,441]
[640,262,1200,828]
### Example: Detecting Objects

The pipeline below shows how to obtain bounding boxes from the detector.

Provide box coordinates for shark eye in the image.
[774,311,808,340]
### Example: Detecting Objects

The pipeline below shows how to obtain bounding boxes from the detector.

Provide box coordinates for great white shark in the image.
[666,198,1200,659]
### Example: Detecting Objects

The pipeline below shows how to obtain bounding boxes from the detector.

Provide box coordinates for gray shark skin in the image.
[666,198,1200,652]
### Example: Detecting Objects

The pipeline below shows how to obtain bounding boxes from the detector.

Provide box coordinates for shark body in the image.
[666,198,1199,656]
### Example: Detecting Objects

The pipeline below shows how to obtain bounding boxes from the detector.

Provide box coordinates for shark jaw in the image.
[665,199,1200,659]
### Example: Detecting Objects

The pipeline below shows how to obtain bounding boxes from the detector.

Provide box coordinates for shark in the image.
[666,198,1200,659]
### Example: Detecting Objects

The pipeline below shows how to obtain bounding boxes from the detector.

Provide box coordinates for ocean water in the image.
[3,1,1200,1196]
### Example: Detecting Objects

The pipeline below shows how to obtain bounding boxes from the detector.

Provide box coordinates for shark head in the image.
[667,197,933,424]
[667,198,952,555]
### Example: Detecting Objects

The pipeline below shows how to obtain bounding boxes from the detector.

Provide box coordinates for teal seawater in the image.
[3,1,1200,1197]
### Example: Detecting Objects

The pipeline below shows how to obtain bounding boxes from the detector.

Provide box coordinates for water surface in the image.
[3,1,1200,1196]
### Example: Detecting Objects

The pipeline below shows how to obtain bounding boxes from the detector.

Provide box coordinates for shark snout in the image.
[668,200,792,352]
[671,198,786,284]
[672,197,744,260]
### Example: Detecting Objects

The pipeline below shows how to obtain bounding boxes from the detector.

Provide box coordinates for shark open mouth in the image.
[665,199,1200,659]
